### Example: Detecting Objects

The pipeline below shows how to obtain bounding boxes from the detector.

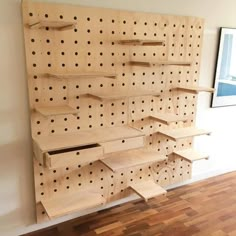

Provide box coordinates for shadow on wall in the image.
[0,140,36,232]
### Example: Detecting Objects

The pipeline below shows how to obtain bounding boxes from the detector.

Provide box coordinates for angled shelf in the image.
[35,105,77,117]
[28,20,76,31]
[34,125,144,153]
[119,39,164,46]
[173,86,215,94]
[41,191,105,219]
[149,113,188,125]
[129,61,191,67]
[157,127,211,141]
[100,148,167,172]
[172,148,209,162]
[85,91,160,101]
[129,180,167,202]
[43,72,117,79]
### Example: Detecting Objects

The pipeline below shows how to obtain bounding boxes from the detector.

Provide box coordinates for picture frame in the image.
[211,27,236,107]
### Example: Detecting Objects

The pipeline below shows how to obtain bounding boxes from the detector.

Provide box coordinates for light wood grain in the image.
[41,191,105,219]
[85,91,160,101]
[35,105,78,117]
[129,180,167,201]
[149,113,188,125]
[158,127,211,141]
[44,72,117,79]
[28,20,76,30]
[172,148,209,162]
[118,39,164,46]
[100,148,167,172]
[129,61,192,67]
[173,86,215,94]
[34,126,144,152]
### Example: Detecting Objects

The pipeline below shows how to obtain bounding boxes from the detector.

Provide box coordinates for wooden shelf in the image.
[85,91,160,101]
[100,148,167,172]
[35,105,77,117]
[172,148,209,162]
[129,61,191,67]
[149,113,188,125]
[41,191,105,219]
[173,86,215,94]
[158,127,211,141]
[28,20,76,31]
[34,125,144,153]
[129,180,166,201]
[44,72,117,79]
[119,39,164,46]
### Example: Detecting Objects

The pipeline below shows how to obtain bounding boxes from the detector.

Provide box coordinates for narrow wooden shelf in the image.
[119,39,164,46]
[149,113,188,125]
[85,91,160,101]
[158,127,211,141]
[173,86,215,94]
[100,148,167,172]
[172,148,209,162]
[35,105,77,117]
[28,20,76,31]
[129,61,191,67]
[41,191,105,219]
[44,72,117,79]
[129,180,167,201]
[34,125,144,153]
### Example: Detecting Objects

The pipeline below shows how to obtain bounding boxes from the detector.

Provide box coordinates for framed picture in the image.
[211,28,236,107]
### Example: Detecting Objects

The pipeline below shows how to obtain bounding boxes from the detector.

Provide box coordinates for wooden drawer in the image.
[45,144,103,169]
[100,136,144,154]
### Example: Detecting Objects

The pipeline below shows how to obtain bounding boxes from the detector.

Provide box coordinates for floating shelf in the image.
[172,148,209,162]
[129,180,167,202]
[119,39,164,46]
[41,191,105,219]
[100,148,167,172]
[158,127,211,141]
[149,113,188,125]
[34,126,144,153]
[43,72,117,79]
[85,91,160,101]
[129,61,191,67]
[173,86,215,94]
[35,105,77,117]
[28,20,76,31]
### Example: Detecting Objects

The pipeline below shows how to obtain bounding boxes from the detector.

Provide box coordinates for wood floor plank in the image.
[21,171,236,236]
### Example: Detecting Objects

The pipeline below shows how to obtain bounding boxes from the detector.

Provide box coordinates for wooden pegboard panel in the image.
[21,0,206,222]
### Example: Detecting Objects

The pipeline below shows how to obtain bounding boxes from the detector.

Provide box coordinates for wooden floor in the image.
[23,172,236,236]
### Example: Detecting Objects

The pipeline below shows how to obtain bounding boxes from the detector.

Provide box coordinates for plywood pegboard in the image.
[21,0,210,223]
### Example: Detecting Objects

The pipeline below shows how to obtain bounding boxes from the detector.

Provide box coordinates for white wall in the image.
[1,0,236,235]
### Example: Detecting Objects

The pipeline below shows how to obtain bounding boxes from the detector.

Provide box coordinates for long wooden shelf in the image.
[173,86,215,94]
[129,181,167,201]
[44,72,117,79]
[35,105,77,117]
[85,91,160,101]
[172,148,209,162]
[119,39,164,46]
[28,20,76,31]
[41,191,105,219]
[149,113,188,125]
[100,148,167,172]
[158,127,211,141]
[34,125,144,153]
[129,61,191,67]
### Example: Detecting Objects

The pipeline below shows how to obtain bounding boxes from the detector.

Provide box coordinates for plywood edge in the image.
[28,20,76,30]
[129,61,192,67]
[119,39,164,46]
[149,113,188,125]
[129,181,167,201]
